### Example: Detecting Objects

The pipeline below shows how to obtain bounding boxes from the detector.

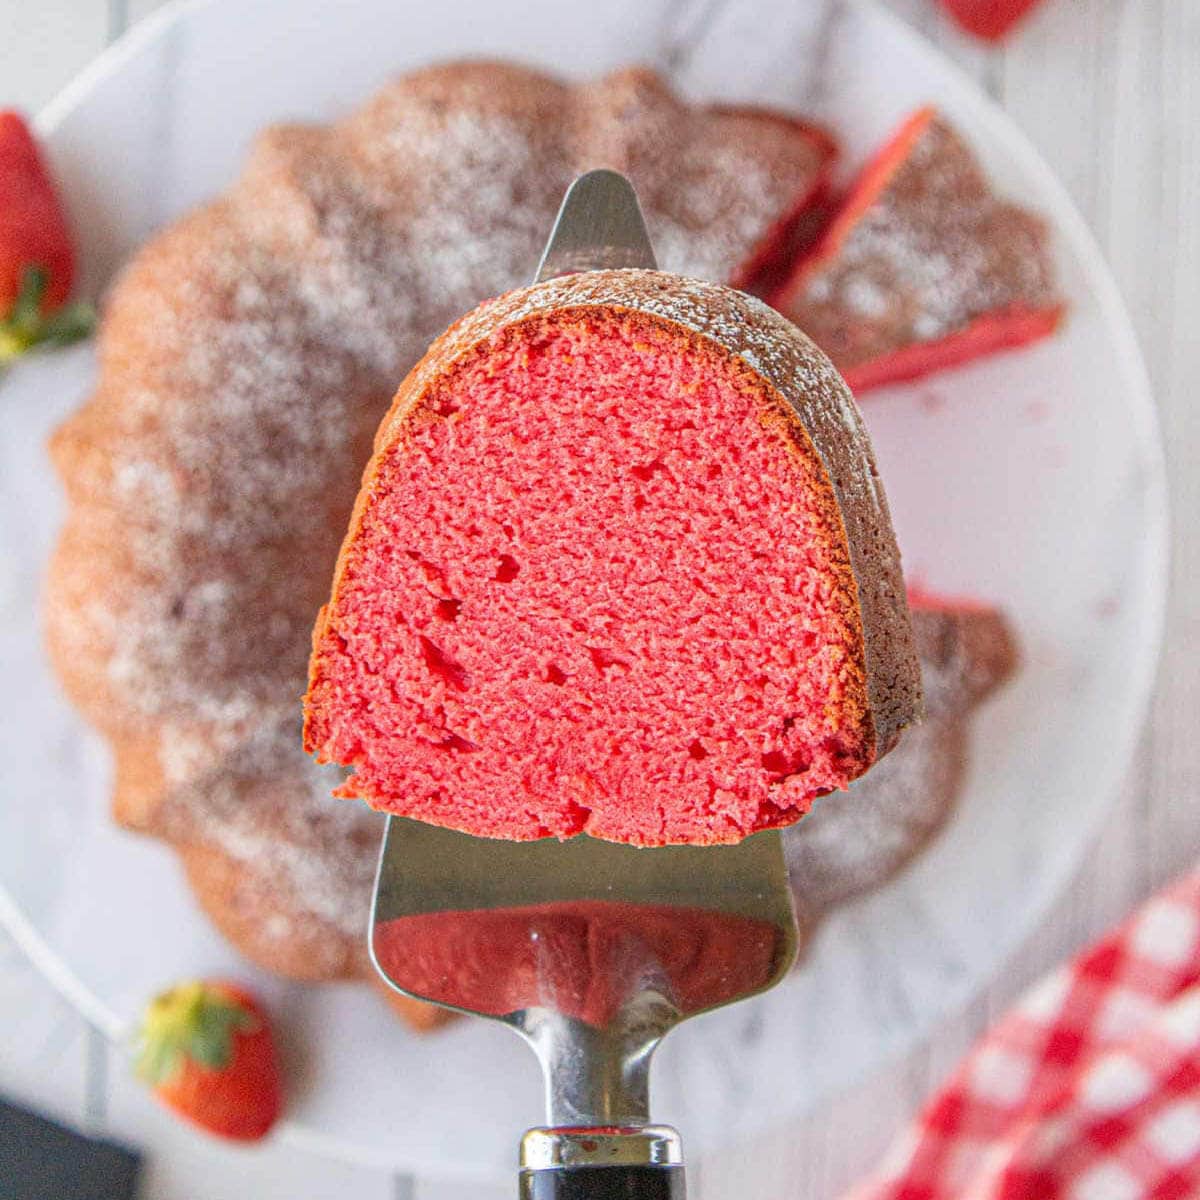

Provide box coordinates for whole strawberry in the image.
[940,0,1046,41]
[135,980,282,1141]
[0,110,94,364]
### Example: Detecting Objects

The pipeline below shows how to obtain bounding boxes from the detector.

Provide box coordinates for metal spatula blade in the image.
[369,169,799,1200]
[534,168,659,280]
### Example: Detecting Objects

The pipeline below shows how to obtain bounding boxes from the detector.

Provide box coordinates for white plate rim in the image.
[4,0,1169,1177]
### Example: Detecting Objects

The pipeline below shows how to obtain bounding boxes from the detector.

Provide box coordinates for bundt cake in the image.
[43,61,838,1018]
[43,57,1032,1022]
[785,592,1018,938]
[773,107,1064,392]
[304,270,921,845]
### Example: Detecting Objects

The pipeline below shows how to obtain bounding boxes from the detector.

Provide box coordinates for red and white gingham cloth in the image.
[849,869,1200,1200]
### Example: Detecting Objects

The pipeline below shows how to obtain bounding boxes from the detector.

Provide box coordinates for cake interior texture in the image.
[306,307,873,845]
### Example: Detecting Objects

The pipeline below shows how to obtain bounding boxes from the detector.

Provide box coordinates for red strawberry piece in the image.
[0,110,94,364]
[135,980,283,1142]
[940,0,1046,42]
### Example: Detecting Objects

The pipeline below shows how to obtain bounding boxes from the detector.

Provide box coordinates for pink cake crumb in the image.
[305,272,920,846]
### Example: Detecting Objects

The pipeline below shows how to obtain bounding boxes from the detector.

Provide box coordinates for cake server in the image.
[370,169,799,1200]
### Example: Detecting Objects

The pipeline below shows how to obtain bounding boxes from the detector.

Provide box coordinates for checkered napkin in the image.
[848,869,1200,1200]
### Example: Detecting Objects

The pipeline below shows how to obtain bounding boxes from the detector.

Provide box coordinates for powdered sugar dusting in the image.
[157,716,382,935]
[787,719,967,920]
[785,603,1017,932]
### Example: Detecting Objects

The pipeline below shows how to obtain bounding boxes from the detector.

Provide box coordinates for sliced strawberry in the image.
[136,980,282,1142]
[0,111,93,365]
[941,0,1046,41]
[772,107,1063,394]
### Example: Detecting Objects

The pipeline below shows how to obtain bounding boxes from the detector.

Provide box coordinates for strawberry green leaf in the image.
[0,265,95,366]
[135,983,259,1086]
[8,266,48,331]
[39,300,98,344]
[135,1038,181,1088]
[191,1002,254,1071]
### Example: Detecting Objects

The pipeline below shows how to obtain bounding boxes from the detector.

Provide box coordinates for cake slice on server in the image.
[304,269,921,846]
[773,106,1064,393]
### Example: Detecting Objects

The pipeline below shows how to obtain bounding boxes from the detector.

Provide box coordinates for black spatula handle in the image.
[520,1164,685,1199]
[520,1127,684,1200]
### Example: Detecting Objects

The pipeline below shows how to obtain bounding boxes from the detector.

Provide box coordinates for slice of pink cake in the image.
[304,270,920,846]
[772,107,1064,393]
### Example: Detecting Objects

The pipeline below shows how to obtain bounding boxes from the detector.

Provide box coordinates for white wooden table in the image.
[3,1,1197,1196]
